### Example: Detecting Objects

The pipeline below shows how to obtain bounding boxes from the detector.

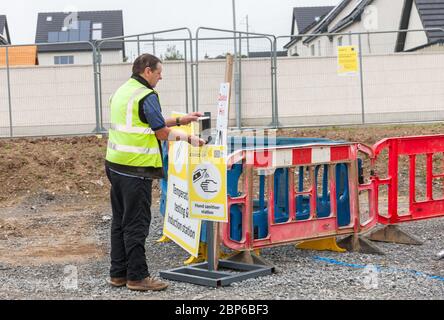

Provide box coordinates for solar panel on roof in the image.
[69,30,80,41]
[79,20,91,30]
[48,32,58,43]
[58,31,69,42]
[80,30,90,41]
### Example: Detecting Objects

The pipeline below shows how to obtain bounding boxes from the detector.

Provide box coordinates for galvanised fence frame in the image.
[1,27,444,137]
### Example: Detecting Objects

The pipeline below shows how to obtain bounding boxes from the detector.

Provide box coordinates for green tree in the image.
[162,45,184,61]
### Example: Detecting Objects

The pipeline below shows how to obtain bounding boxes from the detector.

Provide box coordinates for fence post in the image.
[358,33,366,124]
[184,39,189,114]
[194,33,199,113]
[238,32,242,129]
[6,46,13,137]
[273,37,279,129]
[234,35,241,130]
[92,43,102,133]
[97,46,106,132]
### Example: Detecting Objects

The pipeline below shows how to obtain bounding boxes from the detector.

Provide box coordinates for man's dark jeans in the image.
[106,167,152,281]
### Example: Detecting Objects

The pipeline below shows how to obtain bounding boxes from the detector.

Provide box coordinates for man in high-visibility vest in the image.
[105,54,205,291]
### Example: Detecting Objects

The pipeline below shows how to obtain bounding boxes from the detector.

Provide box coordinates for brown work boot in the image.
[126,276,168,291]
[109,277,127,287]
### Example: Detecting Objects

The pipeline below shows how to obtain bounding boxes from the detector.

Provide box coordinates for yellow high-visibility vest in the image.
[106,78,162,168]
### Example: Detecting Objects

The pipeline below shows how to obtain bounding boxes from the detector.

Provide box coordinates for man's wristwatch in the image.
[176,117,181,126]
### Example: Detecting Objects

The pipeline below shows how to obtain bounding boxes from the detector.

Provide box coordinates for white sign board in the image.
[163,113,201,257]
[214,83,230,146]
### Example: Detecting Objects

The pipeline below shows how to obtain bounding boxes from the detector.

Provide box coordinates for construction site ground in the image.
[0,123,443,300]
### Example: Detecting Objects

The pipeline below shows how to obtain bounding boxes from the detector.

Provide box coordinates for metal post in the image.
[246,15,250,57]
[206,221,215,271]
[232,0,237,57]
[152,34,156,56]
[232,0,241,129]
[97,46,105,132]
[358,34,365,124]
[6,47,13,137]
[184,40,189,114]
[273,38,279,129]
[269,38,277,128]
[137,35,141,55]
[194,36,199,113]
[189,35,195,114]
[92,44,102,133]
[238,32,242,130]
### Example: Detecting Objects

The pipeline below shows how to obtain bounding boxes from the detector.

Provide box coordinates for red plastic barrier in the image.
[220,135,444,252]
[372,135,444,224]
[222,143,375,251]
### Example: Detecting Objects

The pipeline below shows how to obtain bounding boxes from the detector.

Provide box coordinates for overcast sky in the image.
[1,0,340,44]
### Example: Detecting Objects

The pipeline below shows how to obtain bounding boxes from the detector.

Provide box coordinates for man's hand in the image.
[188,135,206,147]
[180,112,204,125]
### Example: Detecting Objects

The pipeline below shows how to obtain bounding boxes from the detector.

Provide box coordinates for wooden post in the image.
[225,54,235,128]
[211,54,234,271]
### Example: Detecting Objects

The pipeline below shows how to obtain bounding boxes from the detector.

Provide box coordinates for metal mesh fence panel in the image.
[276,34,363,127]
[1,43,97,137]
[98,30,192,130]
[277,29,444,128]
[2,28,444,138]
[0,52,10,137]
[361,30,444,124]
[196,28,275,128]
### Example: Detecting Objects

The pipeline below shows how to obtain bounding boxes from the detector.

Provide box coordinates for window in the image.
[310,44,315,56]
[54,56,74,65]
[92,22,103,40]
[46,16,53,22]
[337,36,343,46]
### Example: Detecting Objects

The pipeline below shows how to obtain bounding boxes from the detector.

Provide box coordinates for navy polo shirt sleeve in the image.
[143,94,166,131]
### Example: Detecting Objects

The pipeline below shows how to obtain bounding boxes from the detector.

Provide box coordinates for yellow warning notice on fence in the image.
[337,45,358,75]
[189,145,228,222]
[163,112,201,257]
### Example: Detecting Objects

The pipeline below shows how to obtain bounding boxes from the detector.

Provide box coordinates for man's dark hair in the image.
[132,54,162,75]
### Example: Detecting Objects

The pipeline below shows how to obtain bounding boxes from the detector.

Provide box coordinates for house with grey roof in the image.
[35,10,125,65]
[0,15,11,45]
[284,5,335,56]
[396,0,444,52]
[286,0,444,57]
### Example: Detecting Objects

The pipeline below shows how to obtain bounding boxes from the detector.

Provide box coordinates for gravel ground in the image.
[0,206,442,301]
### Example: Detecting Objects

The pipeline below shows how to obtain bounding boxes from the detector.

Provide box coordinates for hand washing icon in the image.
[192,164,221,200]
